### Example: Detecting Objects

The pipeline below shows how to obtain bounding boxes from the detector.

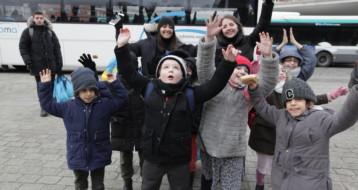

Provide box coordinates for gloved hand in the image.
[329,87,349,100]
[78,53,97,73]
[56,66,63,76]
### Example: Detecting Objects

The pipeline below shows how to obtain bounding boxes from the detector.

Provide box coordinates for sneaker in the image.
[109,12,124,25]
[40,109,48,117]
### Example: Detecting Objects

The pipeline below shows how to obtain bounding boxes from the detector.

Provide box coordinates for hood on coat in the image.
[143,22,158,37]
[27,16,53,30]
[279,48,303,66]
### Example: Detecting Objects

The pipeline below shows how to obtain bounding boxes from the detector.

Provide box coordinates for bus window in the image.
[112,0,257,27]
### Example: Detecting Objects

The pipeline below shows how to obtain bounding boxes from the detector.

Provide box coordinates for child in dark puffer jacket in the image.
[38,68,128,190]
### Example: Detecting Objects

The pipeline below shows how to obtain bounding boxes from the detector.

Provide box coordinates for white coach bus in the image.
[0,0,262,71]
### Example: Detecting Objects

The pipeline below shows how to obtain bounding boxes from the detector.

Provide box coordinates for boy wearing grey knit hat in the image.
[71,67,99,99]
[38,68,128,190]
[248,72,358,190]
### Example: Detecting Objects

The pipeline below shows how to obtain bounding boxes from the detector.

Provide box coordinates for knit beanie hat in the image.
[71,67,98,93]
[281,78,317,106]
[157,16,175,31]
[236,55,252,74]
[279,48,303,66]
[156,55,187,79]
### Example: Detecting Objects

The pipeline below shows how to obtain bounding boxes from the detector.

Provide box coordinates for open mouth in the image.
[168,75,174,80]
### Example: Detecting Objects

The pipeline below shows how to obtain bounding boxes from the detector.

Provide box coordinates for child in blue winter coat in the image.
[247,77,358,190]
[38,68,128,190]
[274,27,317,81]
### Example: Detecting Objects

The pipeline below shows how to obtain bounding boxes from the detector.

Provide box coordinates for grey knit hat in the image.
[157,16,175,31]
[282,78,317,106]
[71,67,98,93]
[156,55,187,79]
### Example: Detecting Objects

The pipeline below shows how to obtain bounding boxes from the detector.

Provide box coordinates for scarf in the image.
[274,81,285,93]
[155,79,187,97]
[288,67,301,78]
[228,79,246,89]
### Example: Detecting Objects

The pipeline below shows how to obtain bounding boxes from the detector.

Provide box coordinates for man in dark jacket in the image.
[19,11,63,117]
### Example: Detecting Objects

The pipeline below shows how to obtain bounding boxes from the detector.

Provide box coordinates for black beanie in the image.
[282,78,317,106]
[71,67,98,93]
[157,16,175,31]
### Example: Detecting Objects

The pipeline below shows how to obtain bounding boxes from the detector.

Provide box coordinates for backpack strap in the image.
[144,82,154,101]
[29,28,52,40]
[185,87,195,112]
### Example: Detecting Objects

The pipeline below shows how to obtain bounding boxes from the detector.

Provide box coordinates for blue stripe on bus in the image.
[175,29,206,34]
[272,19,358,24]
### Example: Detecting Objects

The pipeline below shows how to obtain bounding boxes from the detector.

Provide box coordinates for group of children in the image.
[37,12,358,190]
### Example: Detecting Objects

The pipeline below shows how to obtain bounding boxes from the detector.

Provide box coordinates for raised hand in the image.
[256,32,273,58]
[106,73,117,83]
[117,28,131,48]
[289,27,303,49]
[39,69,52,83]
[329,87,349,100]
[275,29,288,51]
[222,45,240,62]
[78,53,96,72]
[205,14,223,42]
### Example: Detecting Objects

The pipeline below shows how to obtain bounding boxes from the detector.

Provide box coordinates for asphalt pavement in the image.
[0,67,357,190]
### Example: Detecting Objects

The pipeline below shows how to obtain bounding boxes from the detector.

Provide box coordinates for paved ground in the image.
[0,67,357,190]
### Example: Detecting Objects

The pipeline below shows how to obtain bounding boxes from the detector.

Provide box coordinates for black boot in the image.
[123,179,133,190]
[200,174,212,190]
[40,108,48,117]
[189,172,195,190]
[255,184,264,190]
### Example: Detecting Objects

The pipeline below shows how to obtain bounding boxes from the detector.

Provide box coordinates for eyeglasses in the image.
[284,58,299,64]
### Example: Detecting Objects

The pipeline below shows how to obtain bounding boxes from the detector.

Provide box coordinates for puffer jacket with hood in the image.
[275,46,317,81]
[19,16,62,76]
[39,80,128,171]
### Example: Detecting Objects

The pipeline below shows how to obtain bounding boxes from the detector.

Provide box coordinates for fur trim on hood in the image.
[143,22,158,37]
[27,16,53,30]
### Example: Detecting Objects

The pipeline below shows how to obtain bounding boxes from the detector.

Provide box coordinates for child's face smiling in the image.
[158,60,183,84]
[229,66,248,84]
[283,56,299,70]
[79,88,96,103]
[285,99,313,117]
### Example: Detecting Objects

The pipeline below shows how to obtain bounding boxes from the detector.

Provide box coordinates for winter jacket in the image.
[215,1,274,63]
[19,17,62,76]
[114,44,236,166]
[348,60,358,89]
[248,84,358,190]
[196,37,279,158]
[110,76,145,151]
[274,45,317,81]
[249,91,330,155]
[39,80,128,171]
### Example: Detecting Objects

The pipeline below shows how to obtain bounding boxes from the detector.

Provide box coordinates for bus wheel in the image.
[316,52,332,67]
